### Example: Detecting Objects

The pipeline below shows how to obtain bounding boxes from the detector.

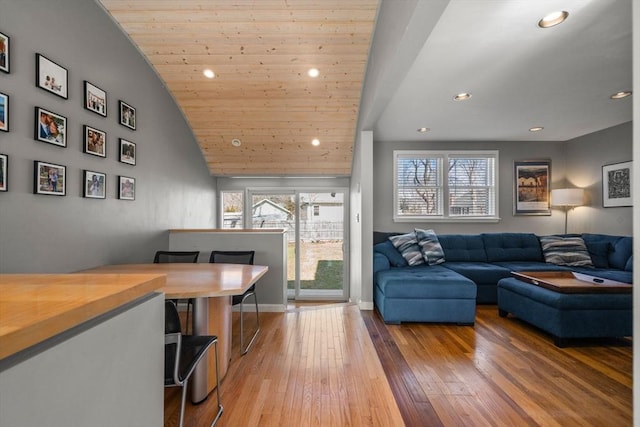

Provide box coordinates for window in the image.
[220,191,244,228]
[313,205,320,216]
[394,150,499,221]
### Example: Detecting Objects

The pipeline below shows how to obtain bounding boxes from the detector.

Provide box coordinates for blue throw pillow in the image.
[374,240,408,267]
[585,241,611,268]
[625,256,633,272]
[415,228,445,265]
[389,232,424,266]
[539,235,593,267]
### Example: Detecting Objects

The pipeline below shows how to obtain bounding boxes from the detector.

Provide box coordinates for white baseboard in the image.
[358,301,374,310]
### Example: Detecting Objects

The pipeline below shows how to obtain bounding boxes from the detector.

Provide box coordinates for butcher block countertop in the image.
[0,273,165,360]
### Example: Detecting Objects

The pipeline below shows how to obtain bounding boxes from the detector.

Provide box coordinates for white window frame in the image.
[393,150,500,223]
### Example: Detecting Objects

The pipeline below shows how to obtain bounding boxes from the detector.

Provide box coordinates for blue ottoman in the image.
[375,265,477,325]
[497,277,632,346]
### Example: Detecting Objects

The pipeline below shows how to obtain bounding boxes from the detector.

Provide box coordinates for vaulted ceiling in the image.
[97,0,378,177]
[98,0,632,177]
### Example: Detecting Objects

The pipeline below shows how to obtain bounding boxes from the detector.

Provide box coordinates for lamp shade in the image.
[551,188,584,207]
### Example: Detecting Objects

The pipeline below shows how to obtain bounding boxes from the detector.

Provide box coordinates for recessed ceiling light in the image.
[529,126,544,132]
[610,91,632,100]
[453,93,472,101]
[311,138,320,146]
[308,68,320,78]
[203,69,215,79]
[231,138,241,147]
[538,11,569,28]
[417,127,430,133]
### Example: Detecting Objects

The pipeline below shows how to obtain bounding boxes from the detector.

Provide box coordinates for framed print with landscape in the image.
[0,31,9,73]
[119,100,136,130]
[514,159,551,215]
[119,138,136,165]
[36,54,68,99]
[602,161,632,207]
[34,160,65,196]
[118,176,135,200]
[83,170,106,199]
[84,81,107,116]
[0,91,8,132]
[83,125,106,158]
[0,154,7,191]
[35,107,66,147]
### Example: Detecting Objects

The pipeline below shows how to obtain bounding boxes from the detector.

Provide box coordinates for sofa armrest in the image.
[374,252,391,274]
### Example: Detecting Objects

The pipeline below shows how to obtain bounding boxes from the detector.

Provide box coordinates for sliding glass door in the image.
[249,190,347,301]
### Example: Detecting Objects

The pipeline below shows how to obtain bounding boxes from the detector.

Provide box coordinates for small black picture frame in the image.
[83,125,106,158]
[36,54,68,99]
[83,170,106,199]
[0,91,8,132]
[0,31,9,74]
[84,81,107,117]
[602,161,633,208]
[35,107,67,147]
[34,160,66,196]
[0,153,7,192]
[118,175,135,200]
[119,100,136,130]
[119,138,136,165]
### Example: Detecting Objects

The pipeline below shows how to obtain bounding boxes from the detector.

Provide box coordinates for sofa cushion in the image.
[586,241,611,268]
[375,265,476,299]
[415,228,445,265]
[442,262,511,286]
[571,267,633,284]
[539,236,593,267]
[493,261,571,272]
[482,233,543,262]
[389,232,424,266]
[583,234,633,270]
[438,234,488,262]
[625,256,633,272]
[374,240,408,267]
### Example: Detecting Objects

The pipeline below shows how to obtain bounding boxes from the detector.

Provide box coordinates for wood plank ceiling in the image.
[98,0,379,177]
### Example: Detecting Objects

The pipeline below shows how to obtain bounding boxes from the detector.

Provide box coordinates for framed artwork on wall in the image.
[119,138,136,165]
[0,153,7,191]
[602,161,632,207]
[119,100,136,130]
[0,91,8,132]
[513,159,551,215]
[83,170,106,199]
[0,31,9,74]
[118,176,135,200]
[34,160,66,196]
[83,125,106,158]
[35,107,66,147]
[84,81,107,116]
[36,54,68,99]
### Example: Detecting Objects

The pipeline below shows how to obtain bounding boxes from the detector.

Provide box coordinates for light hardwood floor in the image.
[165,304,632,427]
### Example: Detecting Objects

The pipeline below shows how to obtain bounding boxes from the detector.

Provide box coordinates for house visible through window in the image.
[221,191,244,228]
[394,150,499,221]
[313,205,320,216]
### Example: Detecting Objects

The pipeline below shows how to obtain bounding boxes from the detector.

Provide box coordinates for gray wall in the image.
[372,124,632,236]
[0,0,215,273]
[565,122,633,235]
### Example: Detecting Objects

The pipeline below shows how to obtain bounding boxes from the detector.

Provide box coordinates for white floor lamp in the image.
[551,188,584,234]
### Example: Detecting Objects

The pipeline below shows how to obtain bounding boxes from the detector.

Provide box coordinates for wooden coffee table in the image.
[511,271,632,294]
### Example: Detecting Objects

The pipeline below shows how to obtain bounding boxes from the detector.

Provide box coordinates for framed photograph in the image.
[0,92,7,132]
[0,31,9,73]
[83,125,106,158]
[34,160,65,196]
[36,54,68,99]
[83,170,106,199]
[118,176,135,200]
[119,100,136,130]
[602,161,632,207]
[35,107,66,147]
[514,159,551,215]
[119,139,136,165]
[0,153,7,192]
[84,81,107,116]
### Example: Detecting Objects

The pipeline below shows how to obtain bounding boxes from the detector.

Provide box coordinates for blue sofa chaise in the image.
[373,231,633,335]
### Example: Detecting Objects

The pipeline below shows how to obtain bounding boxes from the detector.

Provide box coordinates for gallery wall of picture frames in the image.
[0,28,138,200]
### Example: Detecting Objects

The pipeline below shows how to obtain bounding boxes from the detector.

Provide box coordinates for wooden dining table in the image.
[81,262,268,403]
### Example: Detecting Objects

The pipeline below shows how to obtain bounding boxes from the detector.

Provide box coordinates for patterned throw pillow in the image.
[539,236,594,267]
[415,228,445,265]
[388,232,424,266]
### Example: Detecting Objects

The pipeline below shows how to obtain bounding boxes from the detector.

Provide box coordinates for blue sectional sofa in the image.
[373,232,633,333]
